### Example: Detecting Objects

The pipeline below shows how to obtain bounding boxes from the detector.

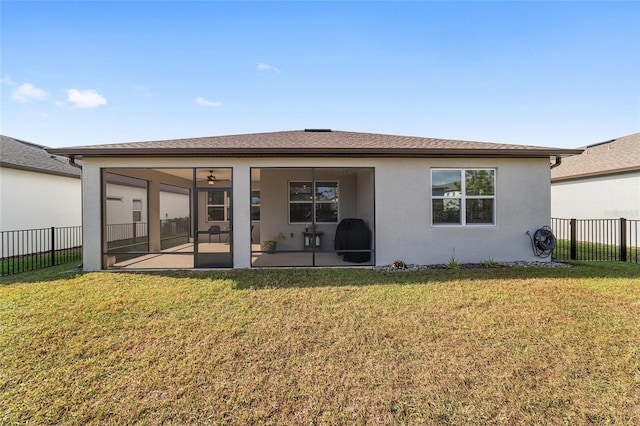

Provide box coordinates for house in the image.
[551,132,640,220]
[0,135,190,233]
[48,129,580,270]
[0,135,82,231]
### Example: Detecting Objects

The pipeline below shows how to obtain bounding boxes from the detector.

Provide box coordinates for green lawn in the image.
[1,262,639,424]
[1,251,82,277]
[553,239,640,263]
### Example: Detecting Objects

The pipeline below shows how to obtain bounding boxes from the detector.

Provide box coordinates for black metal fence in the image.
[106,218,190,254]
[105,218,191,265]
[6,218,633,275]
[1,226,83,276]
[106,222,149,253]
[1,219,191,277]
[160,217,191,250]
[551,218,639,263]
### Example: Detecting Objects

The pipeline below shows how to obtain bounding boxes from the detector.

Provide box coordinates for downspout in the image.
[68,154,83,269]
[550,156,562,169]
[68,155,82,170]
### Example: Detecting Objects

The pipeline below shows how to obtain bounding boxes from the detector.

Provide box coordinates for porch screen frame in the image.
[250,166,376,268]
[101,167,194,269]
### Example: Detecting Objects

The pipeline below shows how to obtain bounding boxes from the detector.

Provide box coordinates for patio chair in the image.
[208,225,222,243]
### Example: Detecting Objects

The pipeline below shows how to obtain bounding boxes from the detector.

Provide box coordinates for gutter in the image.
[551,166,640,182]
[47,147,584,159]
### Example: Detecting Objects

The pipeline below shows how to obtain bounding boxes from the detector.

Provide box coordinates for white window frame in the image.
[431,168,496,226]
[132,199,143,222]
[206,191,230,222]
[251,189,260,222]
[288,180,339,224]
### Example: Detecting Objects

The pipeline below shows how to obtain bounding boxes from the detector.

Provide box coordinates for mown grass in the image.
[1,262,639,424]
[554,238,640,263]
[1,251,82,277]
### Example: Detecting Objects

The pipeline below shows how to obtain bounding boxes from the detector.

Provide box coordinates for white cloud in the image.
[12,83,48,102]
[195,96,222,107]
[257,62,281,73]
[1,75,18,86]
[66,89,107,108]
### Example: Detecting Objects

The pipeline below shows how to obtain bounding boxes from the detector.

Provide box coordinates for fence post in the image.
[133,222,137,241]
[570,219,577,260]
[50,226,56,266]
[620,218,627,262]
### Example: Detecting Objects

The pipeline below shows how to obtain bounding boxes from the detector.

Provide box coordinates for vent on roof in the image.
[304,129,331,132]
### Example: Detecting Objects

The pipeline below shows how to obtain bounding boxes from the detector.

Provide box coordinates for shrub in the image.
[482,257,499,268]
[447,256,461,269]
[391,260,407,270]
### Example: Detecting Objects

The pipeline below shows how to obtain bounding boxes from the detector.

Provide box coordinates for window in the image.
[251,190,260,221]
[289,181,339,223]
[432,169,495,225]
[132,199,142,222]
[207,191,230,221]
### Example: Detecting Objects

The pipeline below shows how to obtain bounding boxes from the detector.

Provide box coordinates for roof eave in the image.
[551,166,640,182]
[0,162,81,178]
[47,147,583,159]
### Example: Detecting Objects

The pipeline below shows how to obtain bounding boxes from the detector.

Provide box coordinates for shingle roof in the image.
[551,133,640,182]
[48,130,581,158]
[0,135,81,178]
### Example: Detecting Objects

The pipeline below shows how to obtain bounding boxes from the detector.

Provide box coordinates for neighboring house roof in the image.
[48,129,581,159]
[551,132,640,182]
[1,135,82,178]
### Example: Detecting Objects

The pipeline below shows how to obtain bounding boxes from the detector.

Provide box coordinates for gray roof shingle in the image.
[1,135,81,178]
[551,133,640,181]
[48,130,581,158]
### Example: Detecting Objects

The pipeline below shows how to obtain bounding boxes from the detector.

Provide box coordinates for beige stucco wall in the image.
[551,172,640,220]
[375,157,551,265]
[80,156,552,270]
[0,167,82,231]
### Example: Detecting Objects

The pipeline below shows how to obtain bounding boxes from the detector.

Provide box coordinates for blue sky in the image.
[1,1,639,148]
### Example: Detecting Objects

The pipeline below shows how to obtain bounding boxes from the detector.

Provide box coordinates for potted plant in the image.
[261,232,286,254]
